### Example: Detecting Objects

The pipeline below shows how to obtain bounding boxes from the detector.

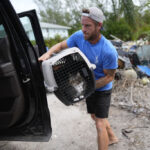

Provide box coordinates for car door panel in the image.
[0,0,51,141]
[0,37,25,128]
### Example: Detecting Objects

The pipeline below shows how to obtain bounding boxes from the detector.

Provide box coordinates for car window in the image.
[0,18,10,62]
[20,16,36,46]
[0,24,7,38]
[20,16,40,56]
[18,10,47,56]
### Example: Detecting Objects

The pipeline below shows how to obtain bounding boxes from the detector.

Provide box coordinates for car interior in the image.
[0,21,25,129]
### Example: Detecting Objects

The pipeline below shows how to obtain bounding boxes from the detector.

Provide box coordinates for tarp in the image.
[137,65,150,76]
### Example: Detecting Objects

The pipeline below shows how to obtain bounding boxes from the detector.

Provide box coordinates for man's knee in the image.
[95,118,106,132]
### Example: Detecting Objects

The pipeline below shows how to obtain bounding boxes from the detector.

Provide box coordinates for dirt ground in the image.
[1,85,150,150]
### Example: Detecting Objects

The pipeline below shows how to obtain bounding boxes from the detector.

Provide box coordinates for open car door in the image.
[0,0,51,141]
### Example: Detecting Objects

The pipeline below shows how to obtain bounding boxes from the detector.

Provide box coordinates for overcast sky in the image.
[10,0,38,13]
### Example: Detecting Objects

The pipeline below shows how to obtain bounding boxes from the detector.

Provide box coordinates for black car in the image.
[0,0,95,142]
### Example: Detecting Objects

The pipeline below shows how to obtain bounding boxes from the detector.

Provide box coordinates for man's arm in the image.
[95,69,116,89]
[38,40,68,61]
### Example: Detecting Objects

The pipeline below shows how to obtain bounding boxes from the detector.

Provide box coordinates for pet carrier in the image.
[42,47,96,105]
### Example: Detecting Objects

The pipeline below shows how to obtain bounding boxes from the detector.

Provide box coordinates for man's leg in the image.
[91,114,118,145]
[87,90,118,149]
[105,119,118,145]
[95,117,109,150]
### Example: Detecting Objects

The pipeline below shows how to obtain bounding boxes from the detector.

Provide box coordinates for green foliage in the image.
[142,10,150,24]
[145,31,150,42]
[102,18,132,41]
[134,25,150,41]
[68,23,81,36]
[132,7,150,40]
[120,0,136,29]
[30,40,36,46]
[35,0,150,42]
[34,0,89,27]
[44,35,66,48]
[34,0,70,26]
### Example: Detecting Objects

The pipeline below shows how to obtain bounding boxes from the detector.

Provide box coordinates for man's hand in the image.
[38,40,68,62]
[38,52,51,61]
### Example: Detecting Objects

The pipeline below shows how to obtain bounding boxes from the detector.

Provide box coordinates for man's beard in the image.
[84,31,99,41]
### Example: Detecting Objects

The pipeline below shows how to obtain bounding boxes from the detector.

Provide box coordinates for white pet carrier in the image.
[42,47,96,105]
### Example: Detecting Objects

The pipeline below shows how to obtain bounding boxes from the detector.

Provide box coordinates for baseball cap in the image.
[82,7,104,23]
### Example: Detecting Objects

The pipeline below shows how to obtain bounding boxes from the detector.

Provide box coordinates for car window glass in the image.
[20,16,36,46]
[0,17,11,67]
[0,24,7,38]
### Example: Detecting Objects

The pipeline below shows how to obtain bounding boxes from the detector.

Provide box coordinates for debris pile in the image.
[111,35,150,78]
[112,70,150,118]
[110,35,150,119]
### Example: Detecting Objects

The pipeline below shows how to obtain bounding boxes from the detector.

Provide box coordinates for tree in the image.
[34,0,91,34]
[102,17,132,41]
[34,0,72,26]
[120,0,136,29]
[34,0,150,41]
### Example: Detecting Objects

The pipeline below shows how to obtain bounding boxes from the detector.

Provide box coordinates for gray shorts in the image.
[86,89,112,118]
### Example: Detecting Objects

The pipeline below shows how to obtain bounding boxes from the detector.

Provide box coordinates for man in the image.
[39,7,118,150]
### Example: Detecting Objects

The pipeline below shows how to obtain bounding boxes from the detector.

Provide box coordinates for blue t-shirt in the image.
[67,30,118,91]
